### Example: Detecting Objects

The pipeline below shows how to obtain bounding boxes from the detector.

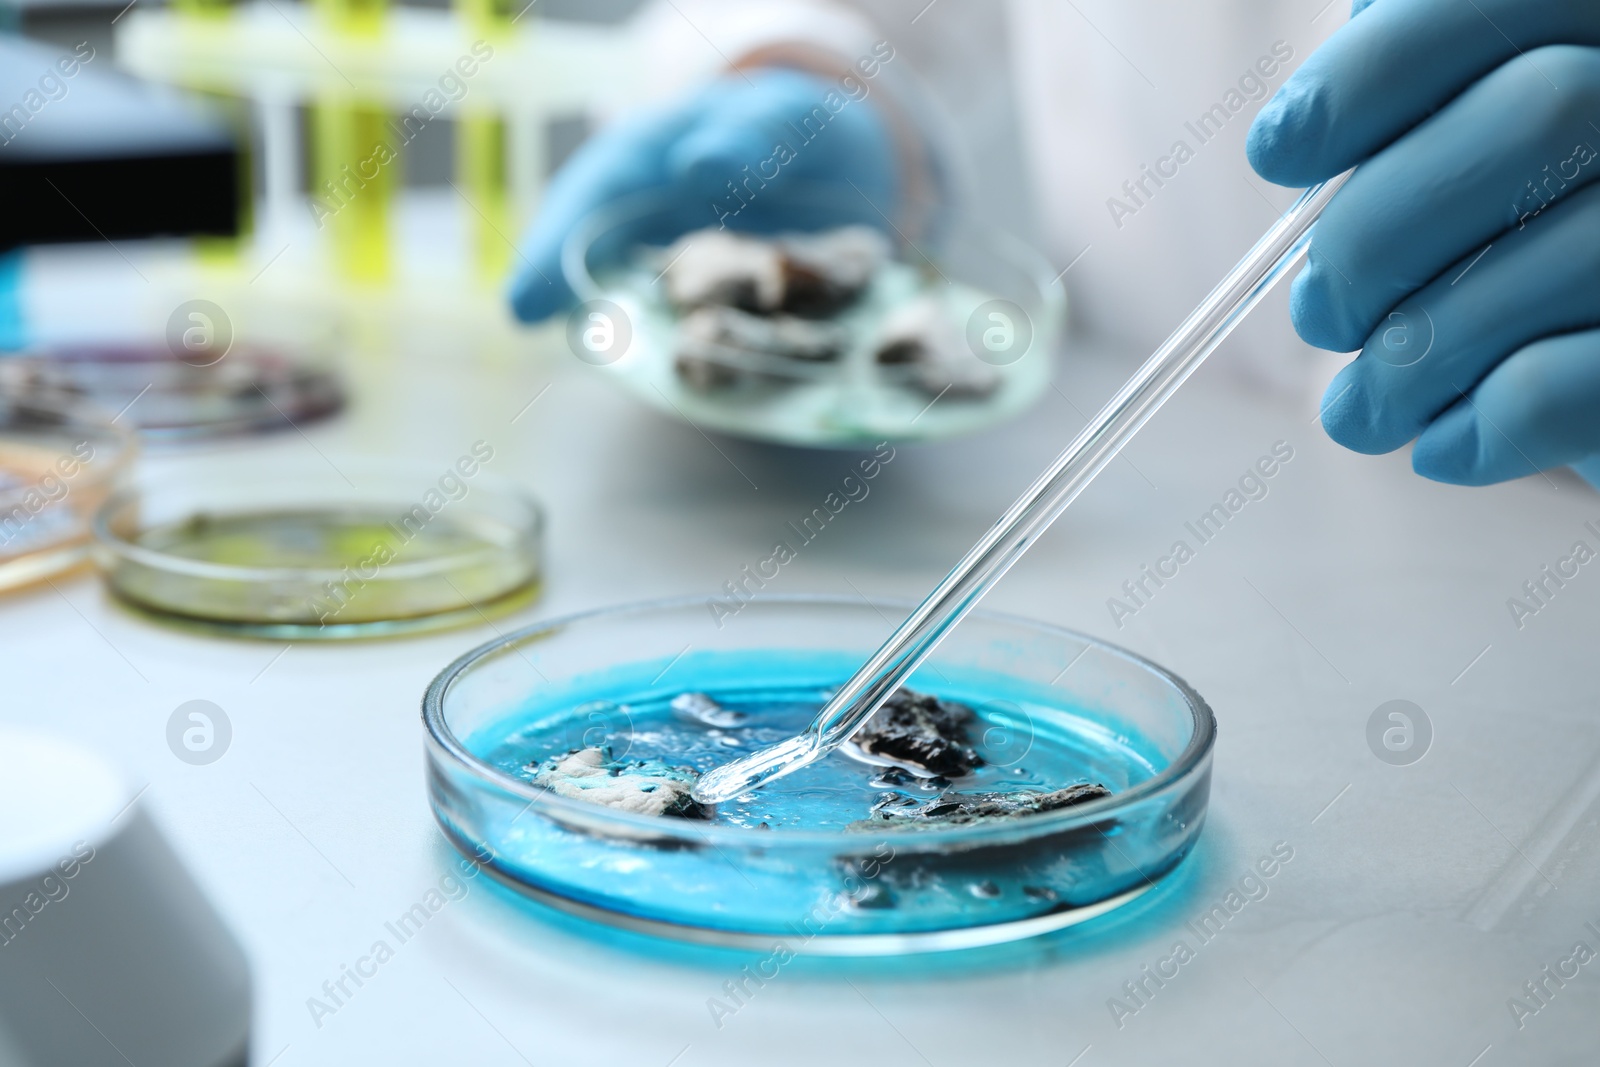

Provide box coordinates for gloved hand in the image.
[507,68,899,324]
[1247,0,1600,486]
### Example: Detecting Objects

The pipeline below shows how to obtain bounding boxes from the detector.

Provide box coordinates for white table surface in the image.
[4,312,1598,1067]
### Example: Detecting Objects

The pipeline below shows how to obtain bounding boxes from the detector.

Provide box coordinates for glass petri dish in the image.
[0,344,344,442]
[0,397,136,592]
[563,185,1065,449]
[423,596,1215,954]
[94,458,543,640]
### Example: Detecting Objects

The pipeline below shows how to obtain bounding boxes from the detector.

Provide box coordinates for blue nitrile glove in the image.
[1247,0,1600,487]
[507,68,899,324]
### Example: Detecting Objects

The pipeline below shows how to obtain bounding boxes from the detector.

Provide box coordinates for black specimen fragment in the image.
[849,688,981,778]
[856,783,1113,829]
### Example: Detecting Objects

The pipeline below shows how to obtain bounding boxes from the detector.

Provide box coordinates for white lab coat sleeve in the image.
[628,0,881,89]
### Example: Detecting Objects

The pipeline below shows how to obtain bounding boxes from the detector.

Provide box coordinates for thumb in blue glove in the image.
[507,68,900,324]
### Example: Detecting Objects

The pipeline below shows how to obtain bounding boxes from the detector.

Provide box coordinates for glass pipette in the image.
[693,171,1355,805]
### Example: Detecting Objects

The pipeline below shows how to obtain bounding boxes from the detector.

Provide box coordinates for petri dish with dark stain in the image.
[424,596,1215,953]
[0,344,343,442]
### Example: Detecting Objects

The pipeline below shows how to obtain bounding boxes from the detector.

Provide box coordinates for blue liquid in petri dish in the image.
[477,685,1156,831]
[457,651,1194,941]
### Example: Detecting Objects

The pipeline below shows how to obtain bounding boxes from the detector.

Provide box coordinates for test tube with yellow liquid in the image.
[456,0,515,284]
[311,0,394,285]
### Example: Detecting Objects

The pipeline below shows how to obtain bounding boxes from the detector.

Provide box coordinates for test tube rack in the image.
[111,3,639,358]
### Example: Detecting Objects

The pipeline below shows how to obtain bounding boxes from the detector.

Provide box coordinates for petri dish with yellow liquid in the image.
[94,454,542,639]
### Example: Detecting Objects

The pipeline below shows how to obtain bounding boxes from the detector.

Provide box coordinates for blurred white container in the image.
[0,730,251,1067]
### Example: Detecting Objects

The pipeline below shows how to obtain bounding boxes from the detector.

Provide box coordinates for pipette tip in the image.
[691,733,817,805]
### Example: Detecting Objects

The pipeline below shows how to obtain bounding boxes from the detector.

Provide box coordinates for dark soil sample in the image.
[673,306,846,392]
[855,783,1113,829]
[849,688,982,778]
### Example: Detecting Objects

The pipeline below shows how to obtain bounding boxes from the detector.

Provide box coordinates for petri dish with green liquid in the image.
[94,454,542,639]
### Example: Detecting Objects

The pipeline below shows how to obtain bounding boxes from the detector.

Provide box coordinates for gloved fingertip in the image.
[1411,405,1489,485]
[1570,454,1600,492]
[1318,371,1393,456]
[1317,370,1359,445]
[1245,80,1323,186]
[1349,0,1379,16]
[506,261,570,324]
[1245,93,1292,178]
[1288,261,1357,353]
